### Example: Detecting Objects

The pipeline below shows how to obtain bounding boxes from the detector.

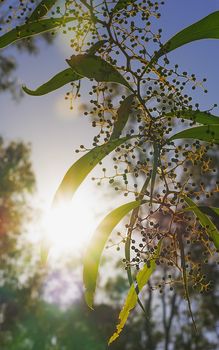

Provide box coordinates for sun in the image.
[42,187,98,259]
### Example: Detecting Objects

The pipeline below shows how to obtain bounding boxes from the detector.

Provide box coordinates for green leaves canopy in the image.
[0,17,75,49]
[154,11,219,60]
[83,200,143,309]
[66,54,131,89]
[109,241,161,344]
[169,125,219,144]
[53,136,136,204]
[23,68,80,96]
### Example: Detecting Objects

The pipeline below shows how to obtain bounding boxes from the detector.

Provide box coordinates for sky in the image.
[1,0,219,209]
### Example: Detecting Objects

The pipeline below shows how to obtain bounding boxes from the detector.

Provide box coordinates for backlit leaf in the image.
[53,135,137,204]
[23,68,80,96]
[154,11,219,60]
[150,142,160,204]
[198,206,219,228]
[87,40,107,55]
[109,241,161,344]
[83,200,143,309]
[66,54,131,89]
[112,0,136,13]
[166,110,219,125]
[0,17,75,49]
[169,125,219,144]
[29,0,58,21]
[111,94,135,139]
[184,196,219,250]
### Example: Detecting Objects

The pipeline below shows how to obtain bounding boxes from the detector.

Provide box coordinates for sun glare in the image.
[42,188,98,258]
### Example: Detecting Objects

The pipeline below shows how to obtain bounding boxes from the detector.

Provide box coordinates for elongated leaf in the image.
[23,68,80,96]
[53,135,137,204]
[150,142,160,204]
[154,11,219,60]
[29,0,58,21]
[169,125,219,144]
[183,196,219,250]
[109,241,161,344]
[87,40,107,55]
[166,110,219,125]
[111,94,135,139]
[66,54,131,89]
[83,200,143,309]
[0,17,75,49]
[112,0,136,13]
[198,206,219,228]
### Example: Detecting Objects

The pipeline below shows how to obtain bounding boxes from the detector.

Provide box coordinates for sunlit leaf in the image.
[23,68,80,96]
[83,200,143,309]
[169,125,219,144]
[109,241,161,344]
[111,94,135,139]
[166,110,219,125]
[66,54,131,89]
[87,40,107,55]
[29,0,58,21]
[53,135,137,204]
[154,11,219,60]
[112,0,136,13]
[183,196,219,250]
[0,17,76,49]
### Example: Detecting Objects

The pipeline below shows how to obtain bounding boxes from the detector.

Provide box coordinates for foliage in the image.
[0,0,219,346]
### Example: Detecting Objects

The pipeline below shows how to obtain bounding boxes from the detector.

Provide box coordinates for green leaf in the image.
[154,11,219,60]
[150,142,160,204]
[53,135,137,204]
[169,125,219,144]
[66,54,131,89]
[23,68,80,96]
[112,0,136,13]
[87,40,107,55]
[109,241,161,344]
[0,17,75,49]
[197,206,219,228]
[111,94,135,139]
[166,110,219,125]
[29,0,58,21]
[83,200,143,309]
[183,196,219,250]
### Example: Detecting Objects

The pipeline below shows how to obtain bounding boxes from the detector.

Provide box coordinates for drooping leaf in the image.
[166,110,219,125]
[87,40,107,55]
[154,11,219,60]
[0,17,76,49]
[198,206,219,228]
[111,94,135,139]
[125,176,151,313]
[109,241,161,344]
[112,0,136,13]
[66,54,131,89]
[183,196,219,250]
[29,0,58,21]
[150,142,160,204]
[169,125,219,144]
[23,68,80,96]
[53,135,137,204]
[83,200,143,309]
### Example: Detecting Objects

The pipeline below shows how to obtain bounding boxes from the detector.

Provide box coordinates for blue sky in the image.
[1,0,219,205]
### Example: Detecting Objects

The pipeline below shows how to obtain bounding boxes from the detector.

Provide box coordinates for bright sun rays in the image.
[42,187,98,259]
